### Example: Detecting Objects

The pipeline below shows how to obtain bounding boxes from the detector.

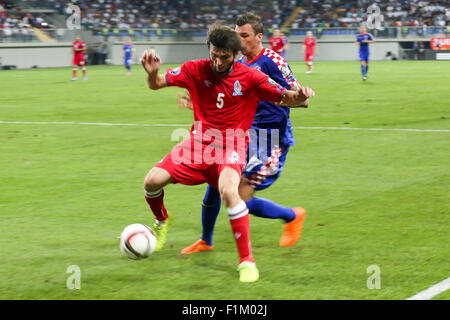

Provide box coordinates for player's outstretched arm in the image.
[280,86,315,108]
[141,49,167,90]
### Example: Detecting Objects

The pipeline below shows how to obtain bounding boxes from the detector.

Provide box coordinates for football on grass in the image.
[119,224,157,259]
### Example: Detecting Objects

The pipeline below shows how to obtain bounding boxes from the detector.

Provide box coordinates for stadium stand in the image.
[0,0,56,42]
[1,0,448,42]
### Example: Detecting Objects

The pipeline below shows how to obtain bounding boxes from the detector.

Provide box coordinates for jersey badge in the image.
[232,80,243,96]
[169,67,181,75]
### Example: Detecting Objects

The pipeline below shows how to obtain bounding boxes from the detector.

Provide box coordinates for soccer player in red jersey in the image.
[268,29,285,55]
[71,35,87,81]
[180,13,308,255]
[302,31,317,74]
[140,25,314,282]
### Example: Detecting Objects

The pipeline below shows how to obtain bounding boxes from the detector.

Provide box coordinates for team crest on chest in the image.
[232,80,243,96]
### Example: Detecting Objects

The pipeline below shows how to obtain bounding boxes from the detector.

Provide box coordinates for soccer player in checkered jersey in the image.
[302,31,317,74]
[71,35,87,81]
[180,12,309,257]
[141,24,314,282]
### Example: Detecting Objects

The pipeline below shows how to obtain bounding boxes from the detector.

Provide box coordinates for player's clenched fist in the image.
[281,85,315,108]
[298,86,315,100]
[293,86,315,108]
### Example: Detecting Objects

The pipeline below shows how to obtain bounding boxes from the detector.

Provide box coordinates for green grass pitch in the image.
[0,60,449,300]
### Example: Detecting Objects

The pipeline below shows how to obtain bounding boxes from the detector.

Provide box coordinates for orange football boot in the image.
[181,239,214,255]
[279,207,306,247]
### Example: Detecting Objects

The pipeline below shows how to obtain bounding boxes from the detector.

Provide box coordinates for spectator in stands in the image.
[2,0,449,42]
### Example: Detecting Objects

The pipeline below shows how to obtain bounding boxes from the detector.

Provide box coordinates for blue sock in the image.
[366,64,369,73]
[361,65,366,76]
[246,197,295,223]
[201,185,221,246]
[126,65,131,72]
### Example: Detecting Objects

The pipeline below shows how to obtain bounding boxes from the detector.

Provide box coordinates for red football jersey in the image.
[165,59,286,144]
[73,40,85,58]
[303,37,316,53]
[269,37,285,53]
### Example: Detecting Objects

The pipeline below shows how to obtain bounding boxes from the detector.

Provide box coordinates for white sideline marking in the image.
[292,126,450,133]
[0,121,190,127]
[406,277,450,300]
[0,121,449,132]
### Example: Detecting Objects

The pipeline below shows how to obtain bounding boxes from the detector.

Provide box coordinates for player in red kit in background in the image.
[269,29,285,55]
[302,31,317,74]
[71,35,87,81]
[140,24,315,283]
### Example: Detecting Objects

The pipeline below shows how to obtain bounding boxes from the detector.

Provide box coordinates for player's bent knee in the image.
[144,167,171,192]
[220,186,240,208]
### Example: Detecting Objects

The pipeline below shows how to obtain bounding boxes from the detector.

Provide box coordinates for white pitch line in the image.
[0,121,191,127]
[406,277,450,300]
[292,126,450,133]
[0,120,449,132]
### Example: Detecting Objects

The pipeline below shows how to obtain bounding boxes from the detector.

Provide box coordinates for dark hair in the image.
[236,12,264,35]
[206,24,244,54]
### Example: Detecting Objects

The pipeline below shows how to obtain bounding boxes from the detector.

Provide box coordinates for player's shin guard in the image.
[201,185,221,246]
[144,189,168,221]
[228,200,254,264]
[246,197,296,223]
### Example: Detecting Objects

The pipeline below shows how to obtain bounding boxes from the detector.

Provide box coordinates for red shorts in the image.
[72,55,85,66]
[304,51,314,62]
[155,137,246,190]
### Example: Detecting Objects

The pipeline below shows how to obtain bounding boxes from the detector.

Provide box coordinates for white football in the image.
[119,224,157,259]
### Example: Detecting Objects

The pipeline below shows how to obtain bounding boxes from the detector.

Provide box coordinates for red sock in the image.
[144,189,168,221]
[228,201,254,264]
[72,69,77,78]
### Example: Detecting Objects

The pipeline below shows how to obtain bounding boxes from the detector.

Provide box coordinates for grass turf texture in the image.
[0,61,449,300]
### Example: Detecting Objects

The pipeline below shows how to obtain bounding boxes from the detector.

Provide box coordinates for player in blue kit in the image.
[356,25,375,80]
[180,13,308,255]
[123,38,136,76]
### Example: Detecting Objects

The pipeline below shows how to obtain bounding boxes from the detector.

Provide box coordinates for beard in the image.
[212,63,233,76]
